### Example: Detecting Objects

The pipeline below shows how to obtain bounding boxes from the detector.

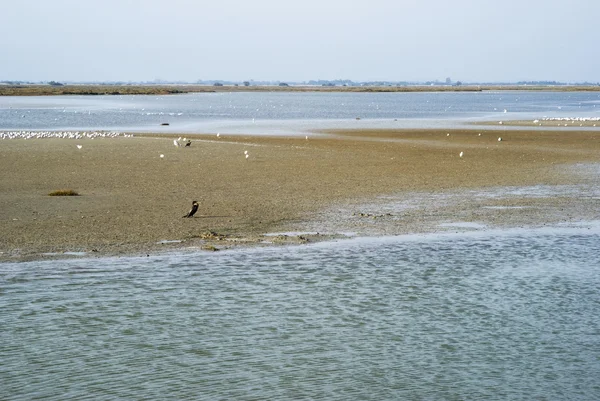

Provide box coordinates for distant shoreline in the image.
[2,84,600,96]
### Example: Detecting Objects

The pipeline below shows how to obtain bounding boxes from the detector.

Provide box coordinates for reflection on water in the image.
[1,226,599,400]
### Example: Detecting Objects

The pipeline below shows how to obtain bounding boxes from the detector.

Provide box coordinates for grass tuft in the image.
[48,189,80,196]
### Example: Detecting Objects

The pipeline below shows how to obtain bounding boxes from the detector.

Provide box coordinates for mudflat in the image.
[1,128,599,260]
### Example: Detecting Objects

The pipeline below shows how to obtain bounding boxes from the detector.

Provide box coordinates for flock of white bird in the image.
[538,117,598,127]
[0,130,131,140]
[541,117,600,122]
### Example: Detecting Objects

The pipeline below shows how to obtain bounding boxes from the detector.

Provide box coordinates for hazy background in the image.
[1,0,598,83]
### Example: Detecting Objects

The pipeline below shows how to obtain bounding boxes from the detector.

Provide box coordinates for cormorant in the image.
[183,200,199,218]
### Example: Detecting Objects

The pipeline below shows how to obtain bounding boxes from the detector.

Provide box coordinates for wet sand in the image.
[1,128,599,261]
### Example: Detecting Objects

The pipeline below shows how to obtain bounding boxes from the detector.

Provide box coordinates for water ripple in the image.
[1,226,599,400]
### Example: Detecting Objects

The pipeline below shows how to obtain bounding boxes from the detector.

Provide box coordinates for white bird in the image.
[446,133,450,137]
[160,154,165,158]
[244,150,248,155]
[217,133,220,138]
[478,133,481,136]
[503,109,507,113]
[173,139,180,147]
[305,135,308,140]
[498,137,502,142]
[499,121,503,125]
[459,151,464,158]
[76,145,82,149]
[245,154,249,159]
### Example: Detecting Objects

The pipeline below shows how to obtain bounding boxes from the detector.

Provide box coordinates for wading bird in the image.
[183,200,199,218]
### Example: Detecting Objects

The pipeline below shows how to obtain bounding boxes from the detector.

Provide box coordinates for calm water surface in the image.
[1,226,599,400]
[1,91,599,134]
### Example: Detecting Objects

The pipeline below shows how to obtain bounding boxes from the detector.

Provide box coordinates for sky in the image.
[1,0,599,83]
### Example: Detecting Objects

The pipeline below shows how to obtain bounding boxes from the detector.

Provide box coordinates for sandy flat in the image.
[1,128,599,261]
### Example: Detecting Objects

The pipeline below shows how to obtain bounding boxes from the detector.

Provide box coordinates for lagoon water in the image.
[1,226,600,400]
[1,90,600,134]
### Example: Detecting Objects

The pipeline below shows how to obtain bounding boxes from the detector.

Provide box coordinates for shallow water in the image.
[1,91,599,134]
[2,225,599,400]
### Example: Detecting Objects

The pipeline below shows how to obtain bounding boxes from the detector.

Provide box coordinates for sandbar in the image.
[1,128,599,261]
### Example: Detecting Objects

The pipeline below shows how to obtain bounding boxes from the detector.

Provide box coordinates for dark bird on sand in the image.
[183,200,199,218]
[185,140,191,147]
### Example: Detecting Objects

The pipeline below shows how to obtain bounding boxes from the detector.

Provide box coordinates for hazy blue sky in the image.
[1,0,598,83]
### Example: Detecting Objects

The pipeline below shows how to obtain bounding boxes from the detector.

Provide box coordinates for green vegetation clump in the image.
[48,189,80,196]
